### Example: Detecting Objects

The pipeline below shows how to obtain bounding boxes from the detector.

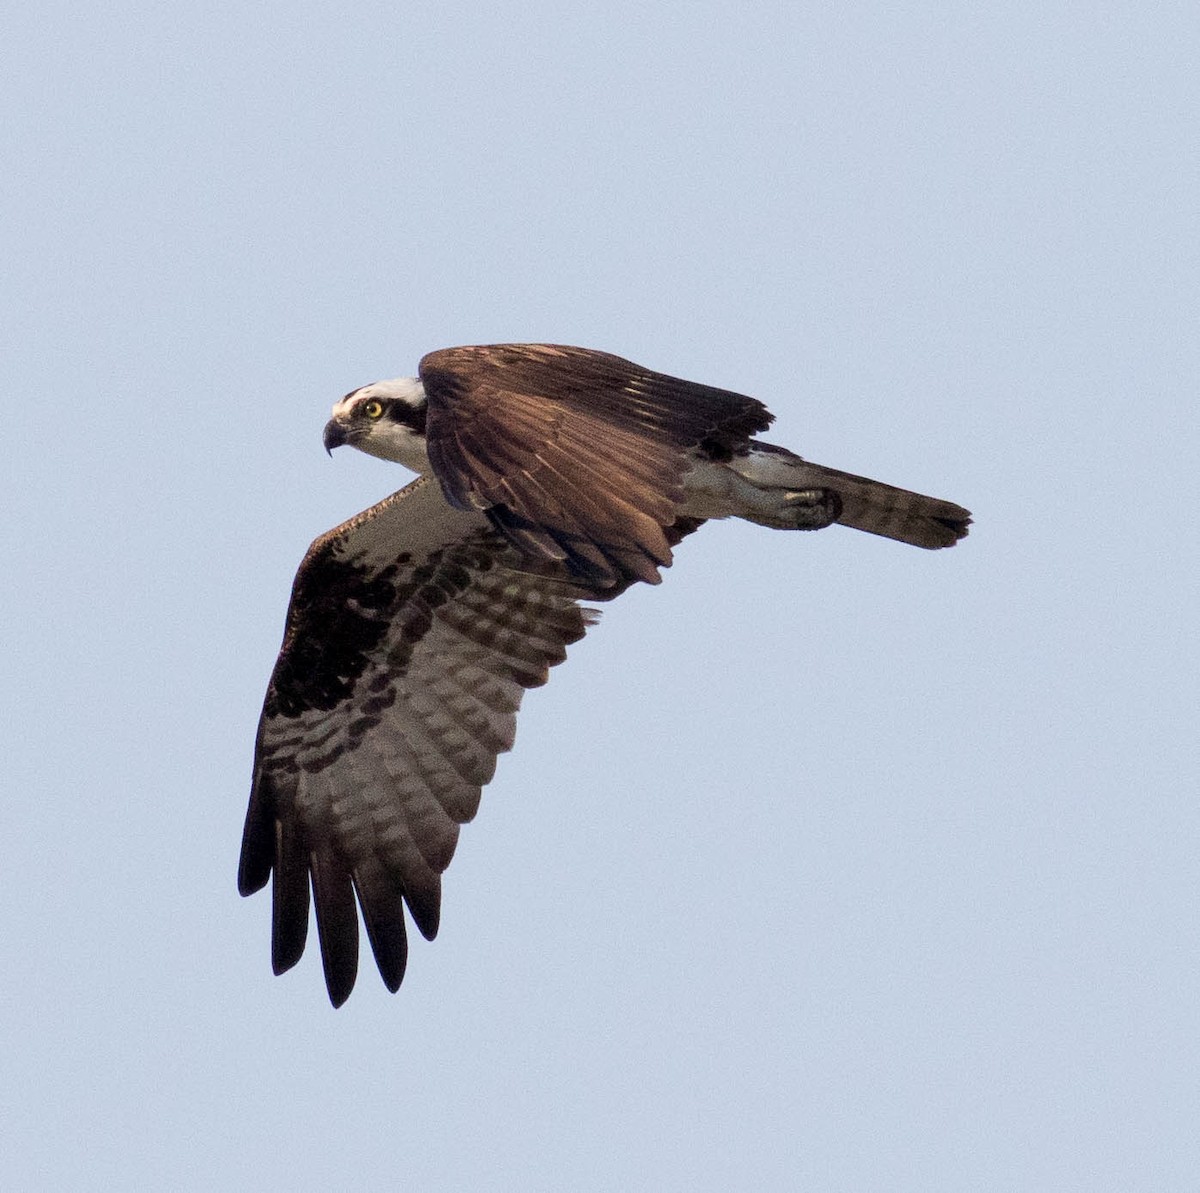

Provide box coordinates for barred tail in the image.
[807,462,971,549]
[725,444,971,550]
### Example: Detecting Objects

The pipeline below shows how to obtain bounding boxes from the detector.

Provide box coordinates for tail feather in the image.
[804,462,971,549]
[724,443,971,550]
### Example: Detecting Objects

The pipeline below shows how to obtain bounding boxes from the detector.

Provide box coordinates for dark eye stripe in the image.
[384,402,428,434]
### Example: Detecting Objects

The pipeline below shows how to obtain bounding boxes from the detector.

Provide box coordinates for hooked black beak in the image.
[323,418,348,455]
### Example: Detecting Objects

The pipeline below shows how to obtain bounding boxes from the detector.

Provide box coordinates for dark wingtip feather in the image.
[354,868,410,993]
[237,777,276,897]
[486,505,671,588]
[405,880,442,942]
[270,817,310,975]
[237,846,271,898]
[311,855,360,1008]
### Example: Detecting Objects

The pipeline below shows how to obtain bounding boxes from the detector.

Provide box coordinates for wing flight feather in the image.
[239,476,636,1005]
[418,344,770,585]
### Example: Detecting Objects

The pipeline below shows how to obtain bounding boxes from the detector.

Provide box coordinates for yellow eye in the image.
[362,399,384,419]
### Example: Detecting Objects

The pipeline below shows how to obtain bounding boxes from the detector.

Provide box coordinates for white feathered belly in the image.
[679,445,811,522]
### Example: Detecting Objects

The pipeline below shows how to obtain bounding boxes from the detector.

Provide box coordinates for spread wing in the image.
[239,477,687,1006]
[418,344,772,587]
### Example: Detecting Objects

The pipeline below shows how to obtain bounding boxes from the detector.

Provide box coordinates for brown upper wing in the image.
[239,476,636,1006]
[418,344,772,586]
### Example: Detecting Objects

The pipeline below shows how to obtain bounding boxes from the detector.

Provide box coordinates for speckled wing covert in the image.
[238,474,702,1005]
[418,344,772,586]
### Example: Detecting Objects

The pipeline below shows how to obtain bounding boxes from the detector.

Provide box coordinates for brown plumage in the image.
[240,344,970,1005]
[419,344,772,585]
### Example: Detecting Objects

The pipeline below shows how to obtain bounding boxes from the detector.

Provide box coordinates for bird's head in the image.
[323,377,431,473]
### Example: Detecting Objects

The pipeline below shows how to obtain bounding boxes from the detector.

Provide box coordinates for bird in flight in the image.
[239,344,970,1005]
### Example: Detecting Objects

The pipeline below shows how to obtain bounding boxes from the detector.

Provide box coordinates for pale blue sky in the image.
[3,3,1196,1189]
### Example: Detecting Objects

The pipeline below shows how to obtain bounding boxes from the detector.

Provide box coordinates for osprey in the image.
[239,344,970,1005]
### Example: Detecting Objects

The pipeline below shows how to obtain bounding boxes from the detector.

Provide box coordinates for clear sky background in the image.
[3,3,1196,1190]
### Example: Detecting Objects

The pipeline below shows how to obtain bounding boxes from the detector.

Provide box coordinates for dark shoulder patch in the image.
[266,535,503,720]
[268,551,403,717]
